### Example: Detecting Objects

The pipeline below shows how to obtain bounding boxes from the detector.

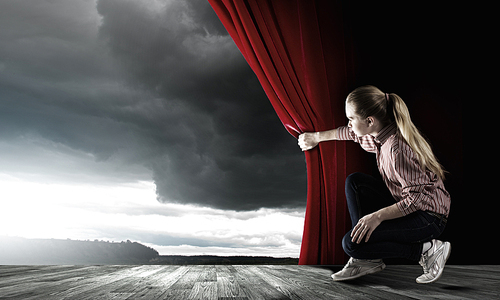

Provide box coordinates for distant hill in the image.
[0,236,158,265]
[0,236,299,265]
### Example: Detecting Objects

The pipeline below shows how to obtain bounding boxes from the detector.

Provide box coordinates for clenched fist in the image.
[298,132,320,151]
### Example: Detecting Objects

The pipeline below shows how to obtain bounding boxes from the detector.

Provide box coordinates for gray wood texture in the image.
[0,265,498,299]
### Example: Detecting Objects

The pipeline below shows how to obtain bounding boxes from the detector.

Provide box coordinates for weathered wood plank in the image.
[250,265,352,300]
[0,265,115,298]
[0,265,498,300]
[187,282,217,300]
[187,265,218,300]
[0,265,99,288]
[128,265,191,300]
[310,266,417,300]
[53,266,154,299]
[336,265,500,300]
[216,265,247,299]
[232,265,291,300]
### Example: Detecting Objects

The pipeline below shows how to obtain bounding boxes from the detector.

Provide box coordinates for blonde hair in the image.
[346,85,446,180]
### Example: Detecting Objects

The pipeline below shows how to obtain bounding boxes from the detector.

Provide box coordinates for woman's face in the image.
[345,102,371,136]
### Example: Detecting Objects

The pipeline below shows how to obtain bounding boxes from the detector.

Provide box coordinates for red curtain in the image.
[208,0,355,264]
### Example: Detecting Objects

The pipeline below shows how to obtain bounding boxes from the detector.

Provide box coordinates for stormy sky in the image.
[0,0,307,256]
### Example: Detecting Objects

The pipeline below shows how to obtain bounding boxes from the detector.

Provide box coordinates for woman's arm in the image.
[375,203,404,221]
[298,128,338,151]
[351,203,404,244]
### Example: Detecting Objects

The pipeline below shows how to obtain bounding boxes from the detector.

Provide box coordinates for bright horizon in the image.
[0,173,304,257]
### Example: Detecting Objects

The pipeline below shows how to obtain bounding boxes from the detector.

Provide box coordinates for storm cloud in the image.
[0,0,307,210]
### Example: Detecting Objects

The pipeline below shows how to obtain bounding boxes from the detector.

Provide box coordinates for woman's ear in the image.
[366,116,375,127]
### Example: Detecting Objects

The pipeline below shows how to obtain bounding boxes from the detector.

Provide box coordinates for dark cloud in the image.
[96,0,307,210]
[0,0,147,182]
[0,0,307,210]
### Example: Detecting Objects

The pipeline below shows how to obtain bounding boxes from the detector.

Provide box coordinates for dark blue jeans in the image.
[342,173,446,262]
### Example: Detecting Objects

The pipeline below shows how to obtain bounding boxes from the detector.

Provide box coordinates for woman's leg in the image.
[342,211,446,261]
[336,172,448,282]
[345,172,395,227]
[343,172,446,262]
[332,172,399,282]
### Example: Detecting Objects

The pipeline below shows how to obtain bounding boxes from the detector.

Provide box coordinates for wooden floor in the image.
[0,265,498,299]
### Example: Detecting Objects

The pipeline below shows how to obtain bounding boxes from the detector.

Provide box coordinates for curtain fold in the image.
[208,0,353,264]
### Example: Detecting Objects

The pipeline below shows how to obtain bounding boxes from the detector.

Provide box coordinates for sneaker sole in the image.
[331,263,386,282]
[416,242,451,284]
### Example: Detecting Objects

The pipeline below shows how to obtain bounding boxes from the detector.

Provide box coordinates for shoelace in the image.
[419,253,429,274]
[342,258,355,270]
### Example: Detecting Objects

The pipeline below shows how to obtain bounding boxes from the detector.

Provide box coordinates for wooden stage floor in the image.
[0,265,498,299]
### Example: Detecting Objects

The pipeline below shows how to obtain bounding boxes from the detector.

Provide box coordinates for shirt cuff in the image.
[396,199,418,216]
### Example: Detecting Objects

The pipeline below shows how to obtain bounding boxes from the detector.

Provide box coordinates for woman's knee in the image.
[342,232,357,258]
[345,172,367,190]
[346,172,361,185]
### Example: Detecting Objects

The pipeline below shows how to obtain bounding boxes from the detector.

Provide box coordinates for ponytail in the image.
[347,85,446,180]
[388,93,446,180]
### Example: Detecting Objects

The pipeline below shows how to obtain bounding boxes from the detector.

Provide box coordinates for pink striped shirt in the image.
[337,123,451,217]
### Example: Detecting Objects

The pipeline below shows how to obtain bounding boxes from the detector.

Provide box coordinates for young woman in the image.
[298,85,451,284]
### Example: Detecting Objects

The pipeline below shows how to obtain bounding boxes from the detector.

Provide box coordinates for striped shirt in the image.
[337,123,451,217]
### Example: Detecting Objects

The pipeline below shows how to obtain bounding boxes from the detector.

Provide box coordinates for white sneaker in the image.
[416,239,451,284]
[331,257,385,281]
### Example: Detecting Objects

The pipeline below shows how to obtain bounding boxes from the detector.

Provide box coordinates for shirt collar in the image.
[374,122,397,145]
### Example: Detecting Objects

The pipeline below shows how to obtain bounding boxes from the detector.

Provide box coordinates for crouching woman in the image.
[298,85,451,284]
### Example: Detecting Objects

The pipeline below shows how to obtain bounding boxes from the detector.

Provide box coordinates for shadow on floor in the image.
[309,265,479,294]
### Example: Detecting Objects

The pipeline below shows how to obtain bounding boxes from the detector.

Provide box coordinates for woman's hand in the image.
[351,204,402,244]
[351,212,382,244]
[298,132,320,151]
